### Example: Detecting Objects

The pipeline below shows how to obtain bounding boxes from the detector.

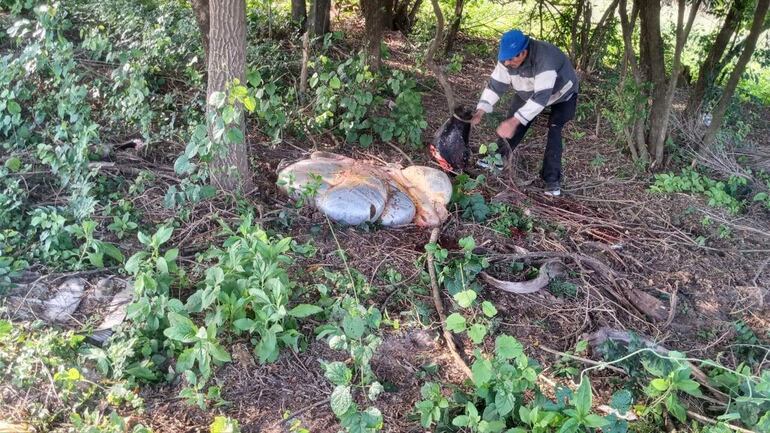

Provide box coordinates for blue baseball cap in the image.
[498,29,530,62]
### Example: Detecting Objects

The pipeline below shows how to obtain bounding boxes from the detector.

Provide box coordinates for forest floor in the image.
[3,15,770,433]
[132,28,770,432]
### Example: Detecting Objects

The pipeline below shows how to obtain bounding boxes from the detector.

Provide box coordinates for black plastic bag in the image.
[430,106,472,172]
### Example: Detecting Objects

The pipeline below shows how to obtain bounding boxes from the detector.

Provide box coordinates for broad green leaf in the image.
[5,156,21,172]
[358,133,373,147]
[495,390,516,416]
[330,385,353,416]
[233,318,255,331]
[368,381,384,401]
[154,226,173,245]
[495,335,523,360]
[329,76,342,89]
[471,358,493,386]
[610,389,632,413]
[445,313,466,332]
[342,315,365,339]
[243,96,257,112]
[222,105,235,124]
[208,343,231,363]
[288,304,323,318]
[675,379,702,396]
[208,91,226,108]
[452,415,470,427]
[7,100,21,115]
[650,378,668,391]
[163,312,197,343]
[458,236,476,251]
[226,127,244,144]
[0,320,11,337]
[583,414,608,428]
[665,393,687,423]
[574,378,592,416]
[453,290,477,308]
[481,301,497,317]
[467,324,487,344]
[323,361,352,386]
[210,416,240,433]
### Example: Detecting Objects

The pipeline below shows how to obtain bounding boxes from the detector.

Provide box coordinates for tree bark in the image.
[361,0,392,70]
[292,0,307,30]
[426,0,456,112]
[685,0,747,114]
[639,0,668,163]
[702,0,770,148]
[310,0,331,36]
[207,0,252,192]
[190,0,210,61]
[618,0,645,160]
[391,0,422,33]
[444,0,465,55]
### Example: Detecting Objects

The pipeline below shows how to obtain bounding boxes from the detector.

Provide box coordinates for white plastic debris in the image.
[277,152,452,228]
[43,278,86,323]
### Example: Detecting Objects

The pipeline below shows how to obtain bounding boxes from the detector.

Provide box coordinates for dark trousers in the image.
[498,94,577,184]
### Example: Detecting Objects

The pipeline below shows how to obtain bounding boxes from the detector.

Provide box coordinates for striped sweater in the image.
[476,39,578,126]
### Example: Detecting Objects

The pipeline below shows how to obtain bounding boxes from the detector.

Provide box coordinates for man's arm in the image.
[474,62,511,122]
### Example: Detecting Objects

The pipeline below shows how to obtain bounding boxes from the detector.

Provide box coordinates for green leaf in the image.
[753,192,768,201]
[288,304,323,318]
[163,312,197,343]
[222,105,235,124]
[495,335,523,360]
[368,381,384,401]
[226,127,244,144]
[233,318,255,331]
[458,236,476,251]
[154,226,173,245]
[481,301,497,317]
[471,358,493,386]
[675,379,702,396]
[610,389,632,413]
[467,324,487,344]
[208,343,231,363]
[342,315,365,339]
[574,378,593,416]
[0,320,12,337]
[583,414,608,428]
[330,385,353,416]
[479,143,488,155]
[453,290,477,308]
[243,96,257,112]
[98,242,124,263]
[323,361,352,386]
[452,415,470,427]
[650,378,668,391]
[495,390,516,416]
[208,92,226,109]
[329,76,342,89]
[445,313,466,332]
[358,133,373,147]
[665,393,687,423]
[5,156,21,172]
[210,416,240,433]
[7,100,21,115]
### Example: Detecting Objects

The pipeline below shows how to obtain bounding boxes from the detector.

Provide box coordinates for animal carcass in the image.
[277,152,451,228]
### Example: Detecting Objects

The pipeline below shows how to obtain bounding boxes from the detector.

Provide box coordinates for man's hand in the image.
[496,117,520,139]
[471,109,485,126]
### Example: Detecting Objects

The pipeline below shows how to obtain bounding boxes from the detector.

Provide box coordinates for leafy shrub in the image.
[651,168,748,214]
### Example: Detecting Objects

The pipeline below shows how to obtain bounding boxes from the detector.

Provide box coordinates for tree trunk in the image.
[391,0,422,33]
[685,0,748,114]
[583,0,620,73]
[190,0,210,61]
[361,0,392,70]
[702,0,770,148]
[310,0,331,36]
[639,0,668,163]
[208,0,252,192]
[618,0,645,160]
[292,0,307,30]
[444,0,465,55]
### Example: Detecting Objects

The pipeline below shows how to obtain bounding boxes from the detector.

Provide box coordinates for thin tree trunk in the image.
[649,0,701,163]
[685,0,747,114]
[208,0,252,192]
[618,0,644,160]
[444,0,465,55]
[702,0,770,148]
[584,0,620,73]
[190,0,210,61]
[292,0,307,30]
[569,0,585,60]
[426,0,455,112]
[299,30,310,102]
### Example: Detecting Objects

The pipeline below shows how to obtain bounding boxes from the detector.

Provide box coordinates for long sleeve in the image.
[476,62,511,113]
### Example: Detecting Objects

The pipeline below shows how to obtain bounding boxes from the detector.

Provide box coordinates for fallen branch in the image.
[427,227,472,379]
[686,410,757,433]
[537,344,627,374]
[480,260,567,294]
